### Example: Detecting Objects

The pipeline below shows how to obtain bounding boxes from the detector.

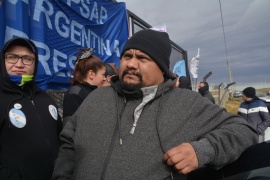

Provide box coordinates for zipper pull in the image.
[31,100,34,105]
[119,138,123,145]
[171,172,174,179]
[130,123,137,134]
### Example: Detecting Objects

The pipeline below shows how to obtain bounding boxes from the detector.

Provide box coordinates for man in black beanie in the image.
[242,87,256,98]
[238,87,270,142]
[121,29,175,79]
[53,29,257,179]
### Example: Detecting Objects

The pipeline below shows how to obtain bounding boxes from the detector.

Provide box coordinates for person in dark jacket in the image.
[238,87,270,142]
[62,48,106,120]
[179,76,191,90]
[53,29,257,180]
[198,81,215,104]
[0,37,62,180]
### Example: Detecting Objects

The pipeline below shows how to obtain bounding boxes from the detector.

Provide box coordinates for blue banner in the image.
[173,60,186,77]
[0,0,128,90]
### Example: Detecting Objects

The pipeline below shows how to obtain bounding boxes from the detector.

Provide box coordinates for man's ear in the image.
[106,75,111,83]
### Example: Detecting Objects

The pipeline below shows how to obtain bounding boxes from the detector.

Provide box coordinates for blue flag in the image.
[0,0,129,90]
[173,60,186,77]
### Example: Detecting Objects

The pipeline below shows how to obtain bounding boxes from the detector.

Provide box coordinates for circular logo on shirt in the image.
[49,105,58,120]
[14,103,22,109]
[9,108,26,128]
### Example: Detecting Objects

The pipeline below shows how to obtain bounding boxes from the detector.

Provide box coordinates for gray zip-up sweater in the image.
[53,76,257,180]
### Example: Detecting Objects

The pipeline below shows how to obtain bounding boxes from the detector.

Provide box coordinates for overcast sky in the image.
[121,0,270,88]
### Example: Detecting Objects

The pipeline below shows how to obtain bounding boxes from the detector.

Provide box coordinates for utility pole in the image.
[227,58,233,84]
[219,0,234,89]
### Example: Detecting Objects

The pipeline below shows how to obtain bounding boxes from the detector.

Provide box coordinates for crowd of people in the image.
[0,30,269,179]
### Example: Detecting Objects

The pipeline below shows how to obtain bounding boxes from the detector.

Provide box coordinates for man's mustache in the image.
[122,69,142,79]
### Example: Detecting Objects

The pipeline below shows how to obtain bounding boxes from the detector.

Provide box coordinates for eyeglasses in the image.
[5,54,35,65]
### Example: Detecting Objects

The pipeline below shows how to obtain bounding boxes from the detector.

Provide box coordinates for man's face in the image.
[241,94,250,101]
[198,83,205,89]
[120,49,164,89]
[5,46,35,75]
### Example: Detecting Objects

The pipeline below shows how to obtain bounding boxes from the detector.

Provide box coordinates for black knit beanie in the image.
[179,76,190,89]
[121,29,173,78]
[105,63,119,76]
[243,87,256,98]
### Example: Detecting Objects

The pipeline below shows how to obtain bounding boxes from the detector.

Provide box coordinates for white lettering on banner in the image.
[80,1,90,18]
[99,6,108,24]
[90,31,100,52]
[33,0,54,30]
[81,29,91,48]
[65,0,80,7]
[53,49,67,77]
[4,26,28,42]
[113,40,120,57]
[30,0,120,56]
[68,56,76,70]
[55,11,70,38]
[64,0,107,24]
[33,40,52,75]
[90,2,100,24]
[8,0,29,5]
[70,21,84,45]
[5,0,124,78]
[103,39,111,56]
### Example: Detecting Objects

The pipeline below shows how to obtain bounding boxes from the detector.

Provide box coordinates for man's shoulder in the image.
[252,99,267,107]
[206,91,214,96]
[95,86,116,95]
[240,101,247,106]
[202,91,213,97]
[86,86,116,99]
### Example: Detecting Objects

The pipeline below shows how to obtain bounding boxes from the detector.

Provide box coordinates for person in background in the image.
[103,63,119,86]
[0,37,62,180]
[179,76,191,90]
[173,76,191,90]
[173,75,180,87]
[238,87,270,142]
[198,81,215,104]
[53,29,257,179]
[62,48,106,122]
